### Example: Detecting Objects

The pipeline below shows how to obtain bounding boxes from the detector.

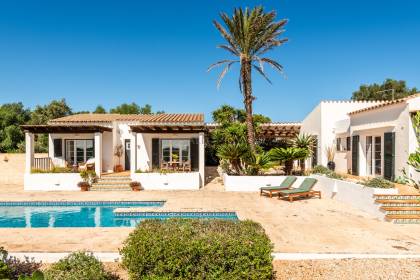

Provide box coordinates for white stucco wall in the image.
[131,172,200,190]
[349,101,414,178]
[300,101,381,169]
[24,173,81,191]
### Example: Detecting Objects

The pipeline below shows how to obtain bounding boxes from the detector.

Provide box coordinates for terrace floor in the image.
[0,182,419,254]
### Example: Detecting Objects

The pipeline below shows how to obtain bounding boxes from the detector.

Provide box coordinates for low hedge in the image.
[44,251,118,280]
[121,219,273,280]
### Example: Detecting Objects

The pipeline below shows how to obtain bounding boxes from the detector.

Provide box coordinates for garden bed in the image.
[24,173,82,191]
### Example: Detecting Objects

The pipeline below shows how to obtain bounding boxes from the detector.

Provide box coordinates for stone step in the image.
[94,181,131,186]
[381,206,420,211]
[385,210,420,215]
[393,219,420,224]
[98,177,131,182]
[374,195,420,200]
[90,185,132,191]
[385,214,420,220]
[375,199,420,204]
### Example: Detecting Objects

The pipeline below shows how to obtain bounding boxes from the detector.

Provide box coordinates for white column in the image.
[25,132,34,174]
[198,132,205,187]
[130,132,137,175]
[94,132,103,177]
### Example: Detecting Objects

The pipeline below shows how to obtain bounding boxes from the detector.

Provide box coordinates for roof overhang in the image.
[130,125,206,134]
[21,125,112,133]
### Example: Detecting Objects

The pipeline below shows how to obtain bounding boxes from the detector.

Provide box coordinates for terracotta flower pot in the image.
[114,165,124,172]
[78,182,90,192]
[130,182,141,192]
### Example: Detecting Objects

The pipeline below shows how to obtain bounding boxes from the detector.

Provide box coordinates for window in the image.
[53,139,63,157]
[374,136,382,175]
[366,136,373,175]
[336,138,342,151]
[65,140,94,165]
[161,139,190,163]
[346,137,351,151]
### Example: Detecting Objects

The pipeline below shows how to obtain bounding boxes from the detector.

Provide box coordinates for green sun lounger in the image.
[260,176,297,198]
[277,178,320,202]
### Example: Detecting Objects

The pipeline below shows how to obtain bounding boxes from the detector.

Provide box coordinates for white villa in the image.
[301,94,420,181]
[22,113,206,190]
[21,94,419,191]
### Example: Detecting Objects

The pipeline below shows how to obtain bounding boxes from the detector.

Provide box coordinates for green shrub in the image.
[44,251,118,280]
[311,165,330,175]
[0,246,42,280]
[31,167,75,173]
[0,260,12,279]
[311,165,343,179]
[359,177,395,189]
[121,219,273,280]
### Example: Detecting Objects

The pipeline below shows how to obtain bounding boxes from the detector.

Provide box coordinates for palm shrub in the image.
[269,147,310,175]
[209,7,288,152]
[292,134,315,171]
[243,151,274,175]
[121,219,273,280]
[216,143,249,174]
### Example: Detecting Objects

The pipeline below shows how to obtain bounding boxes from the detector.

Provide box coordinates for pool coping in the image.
[113,207,241,219]
[0,200,166,206]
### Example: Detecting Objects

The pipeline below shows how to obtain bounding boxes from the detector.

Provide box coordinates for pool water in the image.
[0,201,238,228]
[0,201,165,228]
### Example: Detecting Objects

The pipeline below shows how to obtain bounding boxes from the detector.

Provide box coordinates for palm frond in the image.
[217,44,239,56]
[252,64,272,84]
[207,59,237,72]
[260,57,284,73]
[217,61,237,89]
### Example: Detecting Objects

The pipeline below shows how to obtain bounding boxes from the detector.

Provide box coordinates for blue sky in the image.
[0,0,419,122]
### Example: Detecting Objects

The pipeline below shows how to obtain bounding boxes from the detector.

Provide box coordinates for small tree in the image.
[269,147,309,175]
[114,144,123,166]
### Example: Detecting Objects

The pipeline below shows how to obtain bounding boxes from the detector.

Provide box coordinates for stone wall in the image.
[0,153,47,185]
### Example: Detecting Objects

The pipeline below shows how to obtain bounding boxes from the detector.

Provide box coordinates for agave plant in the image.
[216,143,249,174]
[292,134,315,171]
[269,147,310,175]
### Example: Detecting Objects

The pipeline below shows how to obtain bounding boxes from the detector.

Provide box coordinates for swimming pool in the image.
[0,201,238,228]
[0,201,165,228]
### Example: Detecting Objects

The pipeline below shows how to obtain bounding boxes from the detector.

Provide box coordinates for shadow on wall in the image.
[0,153,47,185]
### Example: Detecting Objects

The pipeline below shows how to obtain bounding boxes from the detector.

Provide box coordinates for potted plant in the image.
[326,146,336,171]
[130,181,141,192]
[114,144,124,172]
[78,170,97,191]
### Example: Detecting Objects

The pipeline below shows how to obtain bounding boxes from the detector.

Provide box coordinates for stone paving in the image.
[0,183,419,253]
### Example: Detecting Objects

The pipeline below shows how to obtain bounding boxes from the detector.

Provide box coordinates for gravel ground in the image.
[96,259,420,280]
[274,259,420,280]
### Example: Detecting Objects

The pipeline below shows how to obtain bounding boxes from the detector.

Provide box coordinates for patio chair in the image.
[260,176,297,198]
[277,178,320,202]
[79,158,95,171]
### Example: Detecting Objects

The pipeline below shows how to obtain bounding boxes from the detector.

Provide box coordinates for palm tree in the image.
[208,7,288,152]
[292,133,316,171]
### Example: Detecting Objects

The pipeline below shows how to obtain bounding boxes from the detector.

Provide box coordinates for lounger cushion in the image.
[278,178,318,195]
[260,176,297,191]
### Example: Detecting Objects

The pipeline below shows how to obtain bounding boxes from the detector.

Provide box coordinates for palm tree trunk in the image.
[241,58,256,153]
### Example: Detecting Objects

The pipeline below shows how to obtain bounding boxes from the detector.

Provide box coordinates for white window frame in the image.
[65,139,94,165]
[160,139,191,164]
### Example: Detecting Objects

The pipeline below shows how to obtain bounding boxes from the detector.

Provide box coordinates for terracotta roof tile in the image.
[49,113,204,124]
[348,93,420,115]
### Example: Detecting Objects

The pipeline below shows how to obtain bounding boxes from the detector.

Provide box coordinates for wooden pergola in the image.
[257,123,301,138]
